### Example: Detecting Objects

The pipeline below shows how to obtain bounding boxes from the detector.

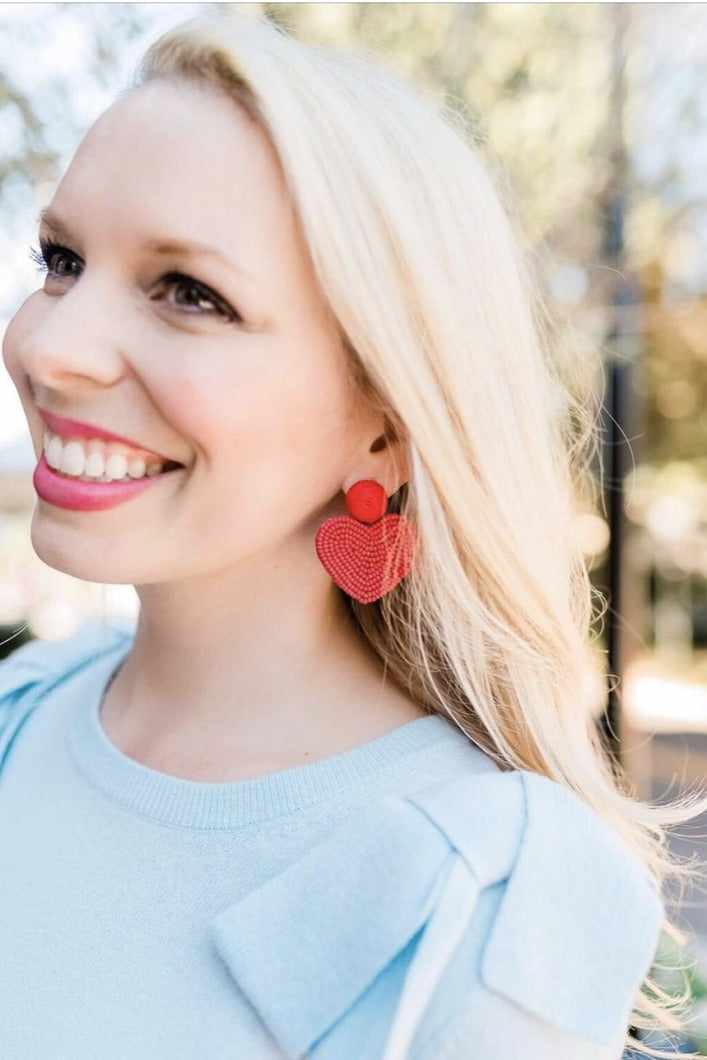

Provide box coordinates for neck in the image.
[101,560,421,774]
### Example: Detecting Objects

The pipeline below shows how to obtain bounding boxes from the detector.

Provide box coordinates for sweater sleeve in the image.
[408,997,631,1060]
[394,771,664,1060]
[0,620,133,771]
[0,635,63,767]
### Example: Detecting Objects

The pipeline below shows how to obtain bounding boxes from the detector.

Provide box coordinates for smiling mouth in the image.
[42,431,183,483]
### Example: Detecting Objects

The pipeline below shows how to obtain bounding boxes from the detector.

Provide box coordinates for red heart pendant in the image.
[315,514,416,604]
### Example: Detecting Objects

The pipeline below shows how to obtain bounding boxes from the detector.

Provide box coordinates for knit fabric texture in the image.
[0,622,664,1059]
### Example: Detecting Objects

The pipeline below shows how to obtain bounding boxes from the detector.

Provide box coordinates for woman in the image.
[0,12,701,1059]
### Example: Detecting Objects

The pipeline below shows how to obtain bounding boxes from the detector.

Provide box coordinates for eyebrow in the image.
[36,208,259,289]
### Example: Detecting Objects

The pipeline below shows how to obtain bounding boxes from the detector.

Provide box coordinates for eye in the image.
[27,244,243,324]
[155,272,241,323]
[29,239,82,280]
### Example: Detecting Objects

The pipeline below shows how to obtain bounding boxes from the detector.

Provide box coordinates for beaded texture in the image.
[344,479,388,523]
[315,480,416,604]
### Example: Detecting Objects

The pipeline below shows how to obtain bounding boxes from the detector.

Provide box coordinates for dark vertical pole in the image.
[601,8,647,1050]
[599,3,639,771]
[600,282,640,769]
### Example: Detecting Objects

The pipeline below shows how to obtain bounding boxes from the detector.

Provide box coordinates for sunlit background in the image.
[2,4,707,1048]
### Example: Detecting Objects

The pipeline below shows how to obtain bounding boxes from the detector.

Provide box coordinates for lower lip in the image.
[33,453,175,512]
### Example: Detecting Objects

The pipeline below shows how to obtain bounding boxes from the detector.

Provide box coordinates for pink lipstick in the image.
[37,407,169,455]
[33,453,174,512]
[32,407,183,512]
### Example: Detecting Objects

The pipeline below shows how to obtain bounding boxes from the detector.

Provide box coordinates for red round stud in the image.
[345,479,387,524]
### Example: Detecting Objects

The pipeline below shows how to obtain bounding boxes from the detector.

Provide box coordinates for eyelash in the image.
[29,239,68,276]
[28,239,241,324]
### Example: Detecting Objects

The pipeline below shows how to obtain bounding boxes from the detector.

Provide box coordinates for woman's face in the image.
[3,78,383,587]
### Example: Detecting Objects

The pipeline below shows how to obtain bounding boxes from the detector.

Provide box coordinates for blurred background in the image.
[1,2,707,1049]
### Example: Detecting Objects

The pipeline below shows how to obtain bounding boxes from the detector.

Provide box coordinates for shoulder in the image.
[0,619,133,767]
[209,767,665,1060]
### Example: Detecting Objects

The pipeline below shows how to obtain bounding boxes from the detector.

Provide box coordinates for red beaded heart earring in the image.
[315,479,416,604]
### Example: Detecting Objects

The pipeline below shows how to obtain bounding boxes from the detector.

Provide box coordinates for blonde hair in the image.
[134,12,707,1055]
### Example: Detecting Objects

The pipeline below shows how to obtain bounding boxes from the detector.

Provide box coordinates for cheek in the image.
[144,369,267,454]
[148,354,357,462]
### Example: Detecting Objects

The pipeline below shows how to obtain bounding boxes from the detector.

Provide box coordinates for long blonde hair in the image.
[134,12,707,1055]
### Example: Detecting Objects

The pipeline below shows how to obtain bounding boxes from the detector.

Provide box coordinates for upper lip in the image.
[37,407,178,463]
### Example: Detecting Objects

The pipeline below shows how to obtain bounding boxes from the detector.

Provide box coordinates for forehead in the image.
[48,78,297,261]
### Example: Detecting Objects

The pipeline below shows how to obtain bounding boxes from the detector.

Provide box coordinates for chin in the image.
[30,508,137,585]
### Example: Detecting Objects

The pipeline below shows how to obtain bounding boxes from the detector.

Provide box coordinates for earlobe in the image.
[342,467,408,502]
[382,444,411,499]
[362,428,410,498]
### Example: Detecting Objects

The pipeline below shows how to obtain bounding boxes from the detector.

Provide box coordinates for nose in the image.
[9,274,128,397]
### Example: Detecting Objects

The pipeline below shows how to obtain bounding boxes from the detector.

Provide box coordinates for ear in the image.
[345,423,410,499]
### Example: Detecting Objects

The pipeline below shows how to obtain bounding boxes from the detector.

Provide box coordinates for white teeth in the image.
[46,435,64,471]
[105,453,128,481]
[42,431,173,482]
[84,452,105,479]
[60,441,86,477]
[127,458,146,479]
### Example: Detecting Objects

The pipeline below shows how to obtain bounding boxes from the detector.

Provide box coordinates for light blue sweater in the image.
[0,622,664,1059]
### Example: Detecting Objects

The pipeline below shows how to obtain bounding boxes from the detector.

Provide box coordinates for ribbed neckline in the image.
[65,638,460,830]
